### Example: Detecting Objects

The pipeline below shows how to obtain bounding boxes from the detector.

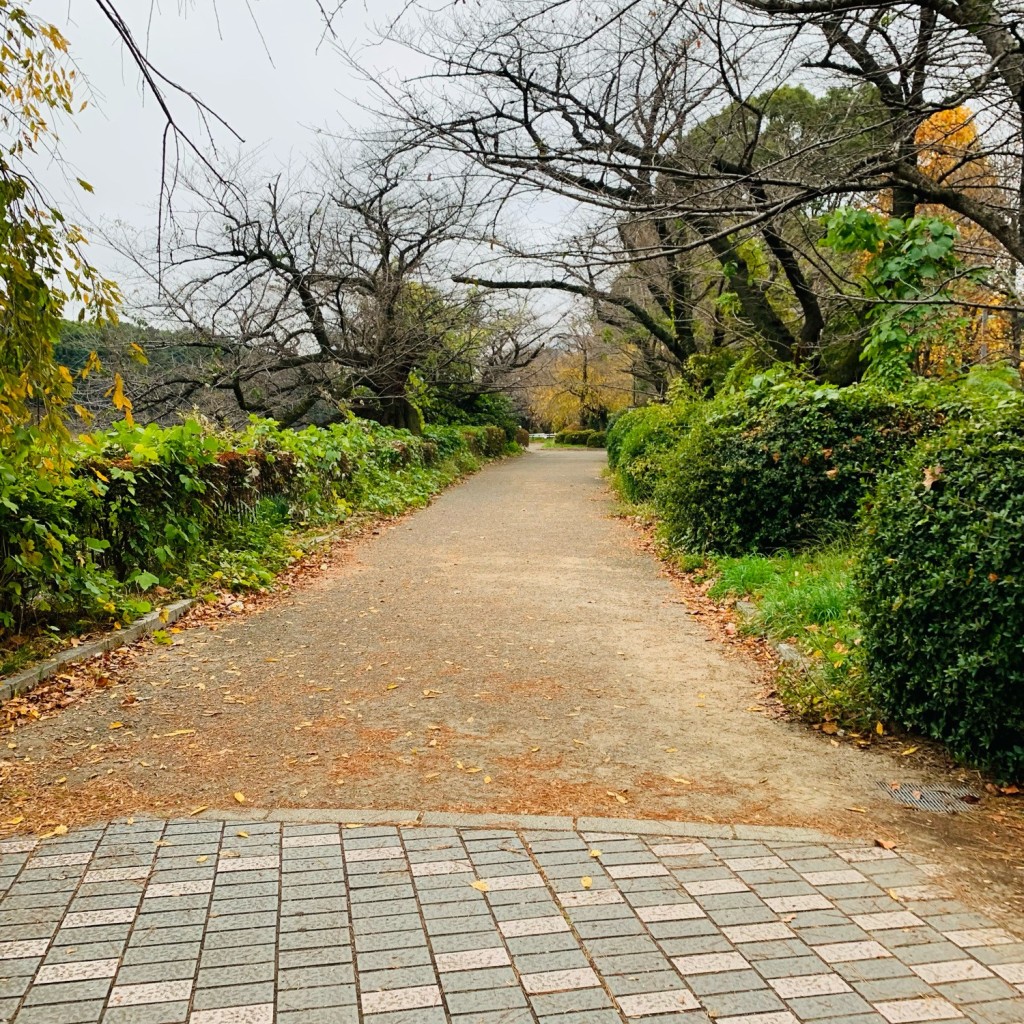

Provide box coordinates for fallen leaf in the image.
[109,721,124,730]
[233,792,246,804]
[470,880,490,892]
[875,839,898,850]
[484,775,493,784]
[196,855,208,864]
[847,806,868,813]
[189,806,208,816]
[900,746,918,756]
[237,831,249,839]
[160,729,196,738]
[589,849,602,859]
[670,777,692,785]
[876,721,885,735]
[38,826,69,840]
[606,790,628,804]
[581,876,593,889]
[821,721,838,735]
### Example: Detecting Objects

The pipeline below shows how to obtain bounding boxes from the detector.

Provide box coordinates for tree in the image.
[383,0,1024,388]
[0,3,120,459]
[114,143,542,430]
[530,322,632,431]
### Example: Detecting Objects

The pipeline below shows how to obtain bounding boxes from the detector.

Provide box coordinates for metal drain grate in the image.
[877,781,978,813]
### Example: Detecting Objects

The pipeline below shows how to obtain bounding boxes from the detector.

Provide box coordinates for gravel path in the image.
[2,450,1022,921]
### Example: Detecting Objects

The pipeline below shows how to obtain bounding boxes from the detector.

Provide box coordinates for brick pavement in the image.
[1,813,1022,1024]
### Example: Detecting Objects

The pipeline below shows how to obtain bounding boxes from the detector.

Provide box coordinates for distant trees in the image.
[115,144,542,430]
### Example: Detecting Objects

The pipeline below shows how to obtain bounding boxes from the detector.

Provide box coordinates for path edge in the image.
[0,598,194,704]
[192,806,838,844]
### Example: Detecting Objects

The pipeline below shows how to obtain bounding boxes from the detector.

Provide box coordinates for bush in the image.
[859,412,1024,779]
[586,431,606,448]
[554,429,595,445]
[515,427,530,448]
[0,415,510,637]
[607,401,701,502]
[655,379,936,554]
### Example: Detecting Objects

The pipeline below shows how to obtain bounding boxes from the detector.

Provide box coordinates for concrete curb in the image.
[0,598,195,705]
[192,807,839,843]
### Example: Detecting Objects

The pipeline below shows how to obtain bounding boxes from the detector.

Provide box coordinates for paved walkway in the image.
[2,812,1023,1024]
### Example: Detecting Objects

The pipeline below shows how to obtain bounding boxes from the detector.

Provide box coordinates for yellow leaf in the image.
[196,855,209,864]
[589,849,602,859]
[109,721,124,729]
[876,722,885,735]
[5,816,24,826]
[189,806,208,816]
[160,729,195,738]
[233,792,246,804]
[484,775,492,784]
[900,746,918,756]
[581,876,593,889]
[237,831,249,838]
[470,879,490,892]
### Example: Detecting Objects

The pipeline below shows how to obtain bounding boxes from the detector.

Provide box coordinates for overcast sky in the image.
[34,1,417,244]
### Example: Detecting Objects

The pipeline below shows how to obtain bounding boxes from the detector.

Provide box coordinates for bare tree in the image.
[373,0,1023,380]
[111,142,542,429]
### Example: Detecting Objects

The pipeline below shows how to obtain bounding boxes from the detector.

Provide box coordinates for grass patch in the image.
[703,545,878,730]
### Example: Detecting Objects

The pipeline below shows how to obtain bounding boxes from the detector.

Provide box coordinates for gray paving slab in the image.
[0,815,1020,1024]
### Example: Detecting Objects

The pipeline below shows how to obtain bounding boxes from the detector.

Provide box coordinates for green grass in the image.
[699,545,879,730]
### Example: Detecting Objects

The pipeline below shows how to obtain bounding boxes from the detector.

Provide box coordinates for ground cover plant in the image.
[0,416,519,673]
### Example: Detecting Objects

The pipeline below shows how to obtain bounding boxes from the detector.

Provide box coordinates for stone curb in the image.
[193,807,839,843]
[0,598,195,705]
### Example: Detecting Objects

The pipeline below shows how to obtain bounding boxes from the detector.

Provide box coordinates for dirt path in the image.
[3,450,1022,921]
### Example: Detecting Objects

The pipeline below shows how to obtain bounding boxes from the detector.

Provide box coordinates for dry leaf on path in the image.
[471,880,489,892]
[232,792,246,804]
[589,849,602,859]
[581,876,593,889]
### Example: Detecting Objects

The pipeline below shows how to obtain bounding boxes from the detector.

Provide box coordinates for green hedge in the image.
[607,402,701,502]
[654,381,936,554]
[859,413,1024,779]
[555,429,602,446]
[0,417,510,635]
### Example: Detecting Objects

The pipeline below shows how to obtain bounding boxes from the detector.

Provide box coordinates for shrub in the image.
[515,427,530,448]
[555,429,596,445]
[607,401,701,502]
[859,412,1024,779]
[0,415,510,637]
[586,431,606,448]
[655,380,936,554]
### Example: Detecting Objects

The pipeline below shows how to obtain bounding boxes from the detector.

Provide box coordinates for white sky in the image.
[34,1,417,260]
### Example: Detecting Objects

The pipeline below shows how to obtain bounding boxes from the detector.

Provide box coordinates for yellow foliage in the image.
[530,339,632,430]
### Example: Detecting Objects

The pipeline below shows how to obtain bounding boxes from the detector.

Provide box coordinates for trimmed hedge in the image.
[860,413,1024,780]
[0,416,513,634]
[655,384,936,554]
[607,402,701,502]
[554,428,604,446]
